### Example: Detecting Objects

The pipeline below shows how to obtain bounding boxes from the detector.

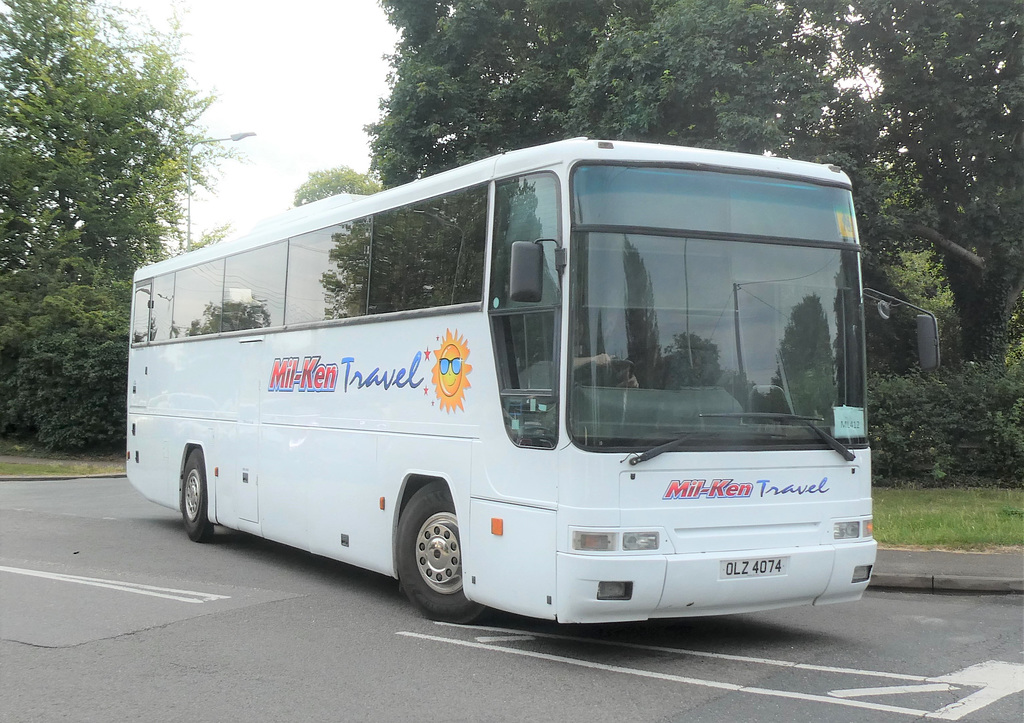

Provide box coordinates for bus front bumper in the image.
[554,540,877,624]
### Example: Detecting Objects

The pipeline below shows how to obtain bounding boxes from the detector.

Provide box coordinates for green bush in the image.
[0,265,130,453]
[1,330,127,451]
[869,363,1024,487]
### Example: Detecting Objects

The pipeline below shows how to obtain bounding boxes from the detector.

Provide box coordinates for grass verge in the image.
[873,487,1024,550]
[0,460,125,477]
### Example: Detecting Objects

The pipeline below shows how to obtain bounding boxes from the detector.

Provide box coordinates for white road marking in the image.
[399,621,1024,720]
[928,661,1024,720]
[398,630,930,717]
[830,683,957,698]
[0,566,230,604]
[440,621,935,682]
[475,635,536,643]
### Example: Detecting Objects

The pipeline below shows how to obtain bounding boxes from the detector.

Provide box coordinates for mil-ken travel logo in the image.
[266,327,472,414]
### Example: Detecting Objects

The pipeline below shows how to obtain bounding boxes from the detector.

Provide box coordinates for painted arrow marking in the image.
[927,661,1024,720]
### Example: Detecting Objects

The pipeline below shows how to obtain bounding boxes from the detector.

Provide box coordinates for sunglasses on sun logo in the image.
[439,358,462,375]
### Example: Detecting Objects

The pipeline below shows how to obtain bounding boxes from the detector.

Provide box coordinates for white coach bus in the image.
[127,139,877,624]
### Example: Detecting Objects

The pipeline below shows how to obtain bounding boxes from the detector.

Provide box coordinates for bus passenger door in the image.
[236,337,263,525]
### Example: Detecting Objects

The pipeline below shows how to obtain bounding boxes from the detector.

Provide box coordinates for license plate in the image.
[720,556,789,579]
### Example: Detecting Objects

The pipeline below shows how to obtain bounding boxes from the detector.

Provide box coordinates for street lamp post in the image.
[186,131,256,251]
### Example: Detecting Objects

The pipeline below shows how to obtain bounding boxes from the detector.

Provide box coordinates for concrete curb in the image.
[870,573,1023,595]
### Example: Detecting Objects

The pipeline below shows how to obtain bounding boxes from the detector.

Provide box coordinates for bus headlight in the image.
[622,531,659,550]
[573,531,617,551]
[834,521,860,539]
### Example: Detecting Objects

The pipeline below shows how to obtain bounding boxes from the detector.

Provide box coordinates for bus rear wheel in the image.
[397,484,484,623]
[182,450,214,543]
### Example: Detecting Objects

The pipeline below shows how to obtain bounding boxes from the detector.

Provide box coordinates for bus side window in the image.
[367,185,487,315]
[150,274,175,341]
[133,282,152,345]
[173,260,225,338]
[489,173,561,448]
[223,241,287,331]
[286,219,371,324]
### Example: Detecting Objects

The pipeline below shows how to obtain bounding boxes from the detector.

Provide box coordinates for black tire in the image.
[396,483,484,623]
[181,449,214,543]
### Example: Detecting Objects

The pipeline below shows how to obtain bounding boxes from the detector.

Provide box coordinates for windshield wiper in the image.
[623,431,709,466]
[699,412,856,462]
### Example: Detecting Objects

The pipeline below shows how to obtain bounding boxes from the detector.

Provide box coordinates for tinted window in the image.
[368,185,487,314]
[489,174,561,449]
[286,218,370,324]
[573,165,857,244]
[223,242,287,331]
[490,174,560,310]
[150,274,175,341]
[132,283,152,344]
[173,260,224,337]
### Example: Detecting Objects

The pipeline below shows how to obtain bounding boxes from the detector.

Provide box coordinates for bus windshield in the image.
[568,165,866,454]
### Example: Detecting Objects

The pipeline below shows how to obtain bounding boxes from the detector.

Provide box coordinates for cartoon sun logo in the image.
[431,329,472,413]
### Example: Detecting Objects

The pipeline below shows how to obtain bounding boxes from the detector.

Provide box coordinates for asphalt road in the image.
[1,477,1021,723]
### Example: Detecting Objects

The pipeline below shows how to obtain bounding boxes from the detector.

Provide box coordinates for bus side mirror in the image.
[864,288,941,371]
[917,314,940,371]
[510,241,544,303]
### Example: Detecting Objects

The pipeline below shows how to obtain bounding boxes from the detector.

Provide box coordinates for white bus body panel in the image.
[553,448,874,623]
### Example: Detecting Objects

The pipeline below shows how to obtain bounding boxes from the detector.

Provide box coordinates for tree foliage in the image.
[568,0,840,155]
[0,0,214,449]
[369,0,620,186]
[372,0,1023,365]
[293,166,382,206]
[832,0,1024,364]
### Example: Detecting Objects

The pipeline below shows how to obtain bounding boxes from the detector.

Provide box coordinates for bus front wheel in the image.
[397,484,484,623]
[182,450,214,543]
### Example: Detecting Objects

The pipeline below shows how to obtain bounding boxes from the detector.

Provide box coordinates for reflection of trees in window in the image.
[622,238,661,387]
[150,276,175,341]
[186,300,269,336]
[221,299,272,332]
[323,218,370,318]
[132,286,151,344]
[222,242,286,330]
[832,261,863,408]
[491,177,557,307]
[773,294,835,418]
[173,261,223,339]
[661,333,722,387]
[368,186,487,314]
[187,301,222,336]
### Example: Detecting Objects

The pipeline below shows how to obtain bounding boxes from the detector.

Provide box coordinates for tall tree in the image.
[0,0,215,448]
[372,0,1022,363]
[369,0,621,186]
[568,0,841,156]
[1,0,214,274]
[293,166,381,206]
[831,0,1024,363]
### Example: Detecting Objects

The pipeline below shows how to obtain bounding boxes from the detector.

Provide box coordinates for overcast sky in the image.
[119,0,399,245]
